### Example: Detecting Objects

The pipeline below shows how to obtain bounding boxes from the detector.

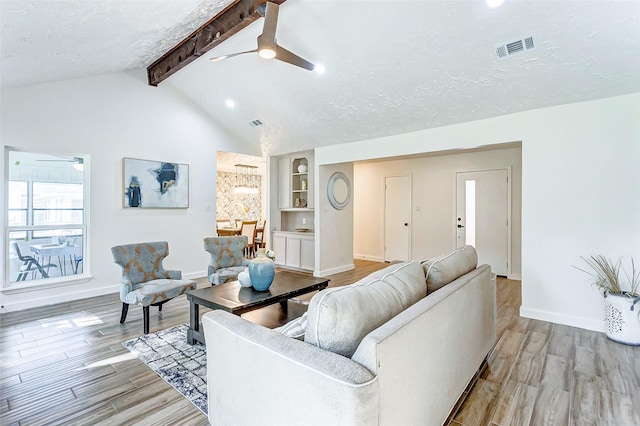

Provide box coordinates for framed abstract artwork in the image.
[122,158,189,208]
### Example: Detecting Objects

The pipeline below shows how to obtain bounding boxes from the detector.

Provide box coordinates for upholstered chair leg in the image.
[143,306,150,334]
[120,303,129,324]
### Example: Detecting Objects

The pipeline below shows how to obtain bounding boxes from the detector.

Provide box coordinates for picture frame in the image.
[122,158,189,208]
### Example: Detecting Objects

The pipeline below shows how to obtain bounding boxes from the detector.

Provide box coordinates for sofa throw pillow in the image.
[420,245,478,293]
[304,261,427,358]
[273,312,308,340]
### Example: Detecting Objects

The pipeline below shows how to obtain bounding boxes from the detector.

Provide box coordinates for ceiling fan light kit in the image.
[210,1,315,71]
[258,48,276,59]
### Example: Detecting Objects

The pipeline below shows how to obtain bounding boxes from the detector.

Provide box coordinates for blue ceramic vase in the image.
[248,248,275,291]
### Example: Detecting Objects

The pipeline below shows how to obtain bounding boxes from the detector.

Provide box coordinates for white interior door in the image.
[456,170,509,276]
[384,175,411,262]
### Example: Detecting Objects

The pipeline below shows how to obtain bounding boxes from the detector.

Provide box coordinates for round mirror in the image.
[327,172,351,210]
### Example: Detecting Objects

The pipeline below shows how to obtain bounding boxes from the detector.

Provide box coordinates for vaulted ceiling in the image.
[2,1,639,157]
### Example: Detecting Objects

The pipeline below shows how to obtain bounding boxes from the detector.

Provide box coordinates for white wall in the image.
[353,146,522,278]
[1,70,256,311]
[316,163,354,276]
[316,93,640,332]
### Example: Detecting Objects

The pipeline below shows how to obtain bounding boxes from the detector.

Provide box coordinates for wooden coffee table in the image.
[186,270,330,345]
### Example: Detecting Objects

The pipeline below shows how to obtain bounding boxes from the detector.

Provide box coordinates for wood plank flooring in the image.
[1,260,639,425]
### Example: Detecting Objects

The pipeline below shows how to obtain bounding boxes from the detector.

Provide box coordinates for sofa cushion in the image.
[420,245,478,293]
[304,261,426,358]
[273,312,308,340]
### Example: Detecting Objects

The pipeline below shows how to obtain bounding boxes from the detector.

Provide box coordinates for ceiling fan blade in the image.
[274,45,314,71]
[210,49,258,62]
[261,2,279,44]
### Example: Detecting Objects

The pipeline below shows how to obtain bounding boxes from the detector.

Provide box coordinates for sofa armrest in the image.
[202,310,378,426]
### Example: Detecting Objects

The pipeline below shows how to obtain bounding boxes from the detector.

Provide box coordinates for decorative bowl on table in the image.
[238,269,252,287]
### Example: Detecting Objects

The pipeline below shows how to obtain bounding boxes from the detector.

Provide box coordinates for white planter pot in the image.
[603,292,640,345]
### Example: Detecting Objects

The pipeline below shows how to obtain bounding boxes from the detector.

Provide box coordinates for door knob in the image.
[457,224,465,228]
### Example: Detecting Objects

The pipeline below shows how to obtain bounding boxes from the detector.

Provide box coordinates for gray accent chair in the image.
[203,236,250,285]
[111,241,196,334]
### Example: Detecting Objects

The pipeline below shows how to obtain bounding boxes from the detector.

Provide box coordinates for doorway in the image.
[456,169,510,276]
[384,175,411,262]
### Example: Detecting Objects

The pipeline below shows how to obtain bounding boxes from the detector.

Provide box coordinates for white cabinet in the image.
[273,233,287,266]
[285,236,301,269]
[300,237,315,270]
[272,231,314,272]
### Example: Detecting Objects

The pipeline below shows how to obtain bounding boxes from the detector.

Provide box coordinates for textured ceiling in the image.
[0,0,232,87]
[2,1,639,158]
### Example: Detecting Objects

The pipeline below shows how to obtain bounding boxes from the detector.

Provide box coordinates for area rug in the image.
[122,324,208,414]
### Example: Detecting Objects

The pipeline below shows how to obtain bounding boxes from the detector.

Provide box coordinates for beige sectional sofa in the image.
[202,245,496,426]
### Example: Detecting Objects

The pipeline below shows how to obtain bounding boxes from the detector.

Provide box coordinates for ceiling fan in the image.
[210,1,315,71]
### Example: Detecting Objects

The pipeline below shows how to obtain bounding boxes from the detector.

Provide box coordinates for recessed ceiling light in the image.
[487,0,504,7]
[225,99,235,109]
[314,64,326,74]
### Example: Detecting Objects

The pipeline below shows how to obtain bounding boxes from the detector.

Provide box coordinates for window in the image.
[32,182,84,238]
[5,150,87,286]
[8,181,27,239]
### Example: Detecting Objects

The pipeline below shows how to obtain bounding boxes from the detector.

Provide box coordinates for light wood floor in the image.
[1,260,638,425]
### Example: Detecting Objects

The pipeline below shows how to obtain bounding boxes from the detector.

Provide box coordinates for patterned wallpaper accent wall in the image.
[216,171,262,224]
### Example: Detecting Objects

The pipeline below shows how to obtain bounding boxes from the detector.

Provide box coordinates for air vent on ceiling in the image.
[496,36,535,59]
[249,119,263,127]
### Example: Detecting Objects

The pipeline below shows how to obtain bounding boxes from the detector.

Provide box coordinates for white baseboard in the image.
[520,306,605,333]
[184,270,207,280]
[353,254,385,262]
[508,273,522,281]
[1,283,120,313]
[316,263,354,277]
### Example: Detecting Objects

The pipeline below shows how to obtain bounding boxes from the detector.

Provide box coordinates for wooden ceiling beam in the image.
[147,0,286,86]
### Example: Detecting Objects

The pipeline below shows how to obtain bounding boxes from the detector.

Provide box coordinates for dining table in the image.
[217,226,263,237]
[30,243,81,275]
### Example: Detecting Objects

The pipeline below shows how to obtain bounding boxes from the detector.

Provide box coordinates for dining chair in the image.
[73,255,83,274]
[13,242,57,281]
[253,220,267,253]
[240,221,258,257]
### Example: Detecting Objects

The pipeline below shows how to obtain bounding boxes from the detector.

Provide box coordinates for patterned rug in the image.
[122,324,208,415]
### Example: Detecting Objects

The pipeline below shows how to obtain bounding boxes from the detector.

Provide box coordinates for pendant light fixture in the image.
[234,164,259,194]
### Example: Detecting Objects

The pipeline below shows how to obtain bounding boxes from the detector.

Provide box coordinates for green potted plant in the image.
[575,255,640,345]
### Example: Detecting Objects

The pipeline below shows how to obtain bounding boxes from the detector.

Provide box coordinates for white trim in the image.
[353,254,385,262]
[1,283,119,312]
[315,263,354,277]
[1,274,93,294]
[508,273,522,281]
[520,306,605,333]
[184,270,207,280]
